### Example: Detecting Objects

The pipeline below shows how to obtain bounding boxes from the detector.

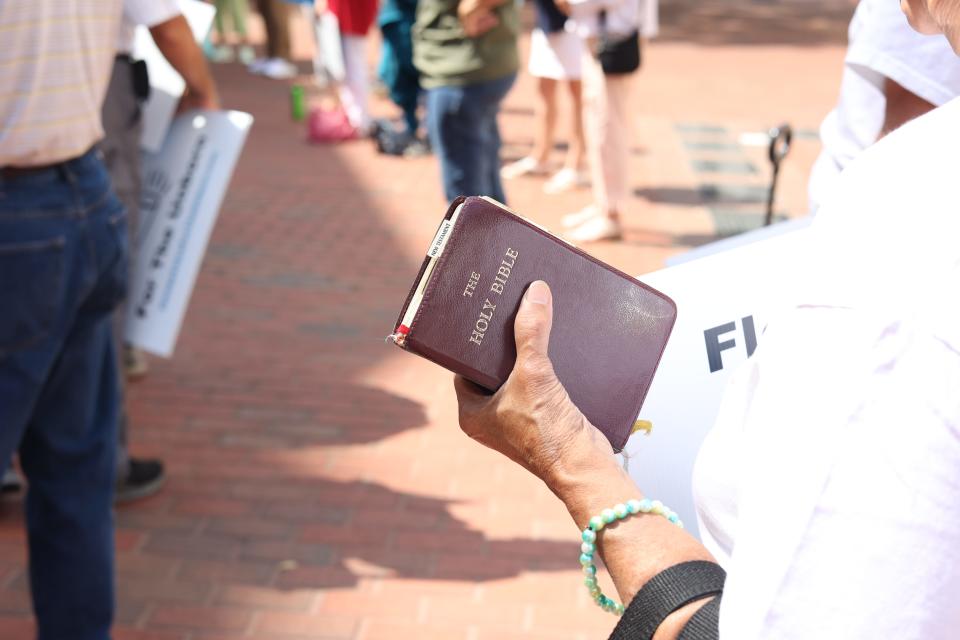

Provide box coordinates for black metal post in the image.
[765,124,793,226]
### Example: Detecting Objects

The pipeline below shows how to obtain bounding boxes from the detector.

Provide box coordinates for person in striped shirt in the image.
[1,2,127,637]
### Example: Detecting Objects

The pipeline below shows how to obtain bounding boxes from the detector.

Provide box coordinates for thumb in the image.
[514,281,553,362]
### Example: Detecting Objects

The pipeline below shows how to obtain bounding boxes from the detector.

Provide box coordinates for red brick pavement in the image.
[0,3,855,638]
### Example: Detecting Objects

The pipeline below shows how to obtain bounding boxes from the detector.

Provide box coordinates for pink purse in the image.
[307,105,357,143]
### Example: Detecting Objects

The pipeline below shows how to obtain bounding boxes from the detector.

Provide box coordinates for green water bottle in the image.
[290,84,306,121]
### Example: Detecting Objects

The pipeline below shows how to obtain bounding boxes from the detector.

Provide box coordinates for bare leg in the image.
[564,79,586,172]
[532,77,558,166]
[565,50,623,241]
[503,76,556,178]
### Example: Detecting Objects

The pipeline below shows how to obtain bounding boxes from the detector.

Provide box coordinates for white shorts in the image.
[528,28,583,81]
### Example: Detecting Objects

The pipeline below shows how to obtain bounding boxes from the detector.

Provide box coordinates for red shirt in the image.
[328,0,379,36]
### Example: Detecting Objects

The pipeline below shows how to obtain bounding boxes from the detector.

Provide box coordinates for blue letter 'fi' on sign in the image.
[704,316,758,373]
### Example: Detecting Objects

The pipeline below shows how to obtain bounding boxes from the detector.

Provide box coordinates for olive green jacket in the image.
[413,0,519,88]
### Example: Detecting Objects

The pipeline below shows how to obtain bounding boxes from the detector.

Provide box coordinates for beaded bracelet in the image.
[579,498,684,616]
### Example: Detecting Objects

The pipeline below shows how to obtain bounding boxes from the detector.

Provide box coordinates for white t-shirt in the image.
[807,0,960,212]
[117,0,181,53]
[566,0,658,39]
[693,96,960,639]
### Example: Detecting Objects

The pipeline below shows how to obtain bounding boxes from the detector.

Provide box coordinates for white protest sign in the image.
[125,110,254,357]
[623,222,812,538]
[134,0,216,152]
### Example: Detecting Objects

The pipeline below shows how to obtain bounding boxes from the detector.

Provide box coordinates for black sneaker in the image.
[115,458,166,504]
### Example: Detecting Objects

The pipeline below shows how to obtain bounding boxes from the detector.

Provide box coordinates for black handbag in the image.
[595,10,641,75]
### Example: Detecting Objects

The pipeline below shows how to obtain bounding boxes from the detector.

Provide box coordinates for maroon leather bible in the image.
[390,196,676,452]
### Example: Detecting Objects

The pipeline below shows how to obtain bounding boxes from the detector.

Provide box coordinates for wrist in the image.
[543,428,638,527]
[187,86,219,107]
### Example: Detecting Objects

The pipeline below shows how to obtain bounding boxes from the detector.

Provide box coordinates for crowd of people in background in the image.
[195,0,661,243]
[307,0,661,242]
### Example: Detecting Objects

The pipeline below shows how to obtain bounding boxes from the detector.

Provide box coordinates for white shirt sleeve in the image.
[124,0,181,29]
[846,0,960,106]
[117,0,182,53]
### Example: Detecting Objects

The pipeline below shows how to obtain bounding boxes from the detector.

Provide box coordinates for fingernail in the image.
[524,280,550,305]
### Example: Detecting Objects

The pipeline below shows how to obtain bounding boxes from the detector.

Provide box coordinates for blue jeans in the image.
[426,73,516,204]
[0,149,126,640]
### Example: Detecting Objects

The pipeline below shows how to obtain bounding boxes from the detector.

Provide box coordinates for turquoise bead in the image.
[577,498,682,616]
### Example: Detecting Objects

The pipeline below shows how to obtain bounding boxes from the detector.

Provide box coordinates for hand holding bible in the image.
[454,281,616,485]
[390,196,675,453]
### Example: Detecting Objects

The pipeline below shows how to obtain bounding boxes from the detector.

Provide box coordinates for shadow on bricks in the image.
[272,479,579,590]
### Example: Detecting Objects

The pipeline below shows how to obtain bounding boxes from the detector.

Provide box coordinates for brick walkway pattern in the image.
[0,2,856,638]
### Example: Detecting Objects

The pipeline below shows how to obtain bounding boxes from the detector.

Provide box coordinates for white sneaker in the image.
[567,215,623,242]
[544,167,589,194]
[261,58,297,79]
[500,156,548,179]
[561,204,599,229]
[247,57,270,74]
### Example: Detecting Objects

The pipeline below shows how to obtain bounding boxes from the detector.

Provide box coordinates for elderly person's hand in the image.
[454,281,618,488]
[455,281,715,632]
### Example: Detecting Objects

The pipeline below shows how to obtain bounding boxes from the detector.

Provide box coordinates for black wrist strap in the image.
[608,561,726,640]
[678,595,721,640]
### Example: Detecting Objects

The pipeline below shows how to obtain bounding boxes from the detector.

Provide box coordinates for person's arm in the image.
[458,0,508,37]
[459,0,508,12]
[149,14,220,112]
[557,0,623,14]
[879,77,936,138]
[454,281,717,639]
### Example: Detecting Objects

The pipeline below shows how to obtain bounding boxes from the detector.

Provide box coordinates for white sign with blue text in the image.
[125,110,254,357]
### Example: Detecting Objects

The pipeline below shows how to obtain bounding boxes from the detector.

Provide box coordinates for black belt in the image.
[1,161,67,179]
[1,147,96,180]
